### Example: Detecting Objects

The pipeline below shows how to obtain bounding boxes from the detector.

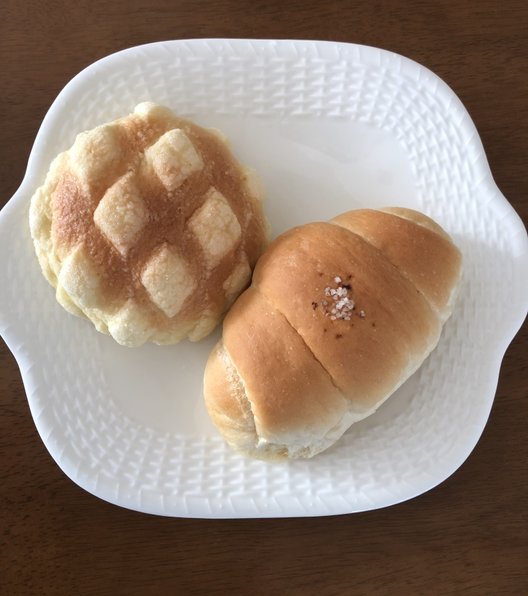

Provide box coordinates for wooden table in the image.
[1,1,526,594]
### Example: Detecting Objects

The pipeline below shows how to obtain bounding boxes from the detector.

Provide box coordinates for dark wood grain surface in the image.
[1,1,527,594]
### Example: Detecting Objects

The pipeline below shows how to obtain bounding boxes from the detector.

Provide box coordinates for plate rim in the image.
[1,38,527,518]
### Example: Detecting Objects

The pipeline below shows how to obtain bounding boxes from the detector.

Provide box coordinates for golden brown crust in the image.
[380,207,451,240]
[29,103,268,346]
[331,209,462,320]
[204,208,462,460]
[252,222,442,405]
[220,287,351,456]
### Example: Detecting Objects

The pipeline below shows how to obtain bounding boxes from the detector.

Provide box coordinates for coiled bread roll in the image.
[204,208,462,460]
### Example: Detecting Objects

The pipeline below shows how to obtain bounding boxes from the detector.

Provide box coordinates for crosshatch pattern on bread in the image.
[29,103,269,346]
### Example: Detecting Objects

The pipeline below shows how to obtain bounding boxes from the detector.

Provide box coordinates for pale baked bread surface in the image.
[204,208,462,460]
[29,103,268,346]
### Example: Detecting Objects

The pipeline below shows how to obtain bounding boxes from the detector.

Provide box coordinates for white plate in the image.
[1,39,527,518]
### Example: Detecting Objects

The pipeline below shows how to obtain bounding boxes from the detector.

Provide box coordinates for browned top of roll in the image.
[204,207,462,459]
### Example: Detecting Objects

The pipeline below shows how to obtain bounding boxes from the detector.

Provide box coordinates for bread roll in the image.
[29,102,268,346]
[203,208,462,460]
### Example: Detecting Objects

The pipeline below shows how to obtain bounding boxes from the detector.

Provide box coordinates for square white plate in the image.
[1,39,527,518]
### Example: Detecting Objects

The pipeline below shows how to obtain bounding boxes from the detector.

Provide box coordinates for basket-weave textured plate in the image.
[1,39,527,518]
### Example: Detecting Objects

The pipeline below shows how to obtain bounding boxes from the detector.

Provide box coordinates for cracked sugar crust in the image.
[188,187,242,269]
[93,172,148,256]
[140,243,197,318]
[29,102,269,346]
[145,128,204,191]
